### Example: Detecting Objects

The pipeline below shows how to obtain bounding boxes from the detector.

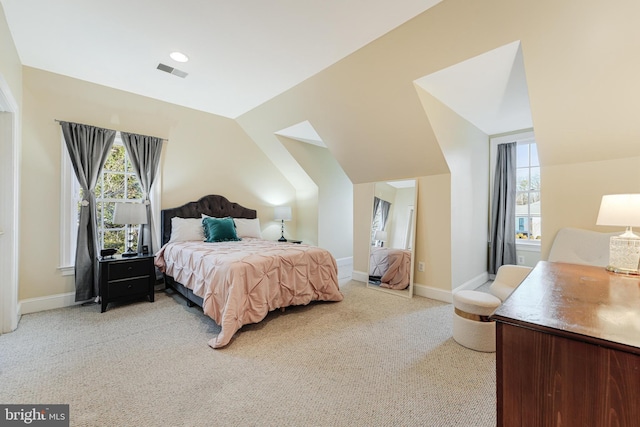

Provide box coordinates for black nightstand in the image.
[99,254,155,313]
[278,239,302,244]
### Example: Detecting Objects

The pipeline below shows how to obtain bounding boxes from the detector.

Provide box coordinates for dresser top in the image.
[492,261,640,353]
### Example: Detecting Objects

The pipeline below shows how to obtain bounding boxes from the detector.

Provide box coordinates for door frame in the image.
[0,72,20,333]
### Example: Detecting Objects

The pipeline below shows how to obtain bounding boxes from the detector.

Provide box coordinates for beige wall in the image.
[19,67,295,300]
[279,137,353,258]
[0,5,21,103]
[417,89,489,289]
[542,156,640,259]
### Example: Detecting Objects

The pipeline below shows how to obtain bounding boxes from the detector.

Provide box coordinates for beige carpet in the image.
[0,281,496,426]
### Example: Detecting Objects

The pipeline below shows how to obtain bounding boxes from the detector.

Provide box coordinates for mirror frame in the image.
[366,179,417,299]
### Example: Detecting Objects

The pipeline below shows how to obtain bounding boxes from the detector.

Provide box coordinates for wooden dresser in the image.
[491,261,640,427]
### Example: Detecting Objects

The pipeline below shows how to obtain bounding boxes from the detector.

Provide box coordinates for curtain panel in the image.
[489,142,517,275]
[120,132,163,254]
[60,121,116,301]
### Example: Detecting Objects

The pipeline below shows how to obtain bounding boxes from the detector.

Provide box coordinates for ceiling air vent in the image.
[157,63,188,78]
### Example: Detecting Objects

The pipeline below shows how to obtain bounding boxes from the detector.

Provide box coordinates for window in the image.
[93,137,143,252]
[60,133,146,275]
[515,140,540,241]
[490,130,541,247]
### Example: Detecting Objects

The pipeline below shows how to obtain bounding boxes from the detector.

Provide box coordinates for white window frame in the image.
[59,132,162,275]
[489,129,540,252]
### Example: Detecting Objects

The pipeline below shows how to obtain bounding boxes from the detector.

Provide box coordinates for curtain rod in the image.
[54,119,168,142]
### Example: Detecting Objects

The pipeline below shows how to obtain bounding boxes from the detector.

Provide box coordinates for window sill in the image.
[516,240,541,252]
[58,265,75,276]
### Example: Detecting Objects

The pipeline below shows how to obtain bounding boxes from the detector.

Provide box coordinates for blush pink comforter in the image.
[155,239,343,348]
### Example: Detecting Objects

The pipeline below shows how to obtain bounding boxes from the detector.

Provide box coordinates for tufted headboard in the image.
[160,195,257,246]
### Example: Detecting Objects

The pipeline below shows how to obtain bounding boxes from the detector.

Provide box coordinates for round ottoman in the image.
[452,290,502,352]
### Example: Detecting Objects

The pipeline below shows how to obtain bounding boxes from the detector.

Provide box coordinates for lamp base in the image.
[278,236,287,242]
[121,251,138,258]
[607,233,640,275]
[605,265,640,275]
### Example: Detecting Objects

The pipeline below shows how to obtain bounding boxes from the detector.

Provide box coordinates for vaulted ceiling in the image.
[0,0,443,118]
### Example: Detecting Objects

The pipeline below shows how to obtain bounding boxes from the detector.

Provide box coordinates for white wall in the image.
[417,89,489,291]
[279,136,353,258]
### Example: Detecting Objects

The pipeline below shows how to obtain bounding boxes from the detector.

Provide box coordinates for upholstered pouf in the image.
[452,290,502,352]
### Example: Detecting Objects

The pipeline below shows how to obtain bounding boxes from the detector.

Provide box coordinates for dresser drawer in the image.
[108,259,150,280]
[108,277,150,298]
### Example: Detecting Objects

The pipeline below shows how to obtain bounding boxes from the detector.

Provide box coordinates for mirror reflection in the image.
[367,179,417,298]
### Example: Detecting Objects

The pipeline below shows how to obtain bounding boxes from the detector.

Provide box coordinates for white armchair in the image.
[547,227,616,267]
[452,264,532,352]
[489,265,533,302]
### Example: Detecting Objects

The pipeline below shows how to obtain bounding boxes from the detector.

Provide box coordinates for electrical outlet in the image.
[418,261,425,272]
[517,255,525,264]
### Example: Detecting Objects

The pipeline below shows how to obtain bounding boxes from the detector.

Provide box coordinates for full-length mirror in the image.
[367,179,417,298]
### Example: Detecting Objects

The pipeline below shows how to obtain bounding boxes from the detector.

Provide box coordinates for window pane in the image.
[103,230,125,252]
[516,192,528,214]
[102,172,125,199]
[103,202,118,229]
[127,175,142,199]
[529,191,541,215]
[516,216,529,238]
[531,217,542,240]
[516,143,529,168]
[530,143,539,166]
[516,168,530,191]
[530,167,540,191]
[104,145,125,172]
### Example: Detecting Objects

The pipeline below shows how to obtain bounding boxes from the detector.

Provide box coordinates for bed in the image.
[155,194,343,348]
[369,246,411,290]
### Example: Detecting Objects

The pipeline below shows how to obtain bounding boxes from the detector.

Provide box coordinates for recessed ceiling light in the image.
[169,51,189,63]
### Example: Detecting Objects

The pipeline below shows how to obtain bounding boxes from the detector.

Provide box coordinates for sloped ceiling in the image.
[0,0,442,118]
[414,41,532,136]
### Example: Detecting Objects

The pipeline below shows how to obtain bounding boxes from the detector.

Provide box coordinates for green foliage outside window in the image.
[80,141,142,253]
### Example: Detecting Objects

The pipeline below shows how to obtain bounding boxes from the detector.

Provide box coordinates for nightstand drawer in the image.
[108,260,150,280]
[108,277,150,298]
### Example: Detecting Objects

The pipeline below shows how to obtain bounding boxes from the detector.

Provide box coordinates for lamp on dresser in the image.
[374,230,387,247]
[113,202,148,257]
[274,206,292,242]
[596,193,640,274]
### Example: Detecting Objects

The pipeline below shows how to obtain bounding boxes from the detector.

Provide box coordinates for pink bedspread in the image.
[155,239,343,348]
[375,248,411,290]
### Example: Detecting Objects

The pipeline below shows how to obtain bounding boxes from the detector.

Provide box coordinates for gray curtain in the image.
[120,132,163,253]
[373,197,391,230]
[61,122,116,301]
[489,142,517,275]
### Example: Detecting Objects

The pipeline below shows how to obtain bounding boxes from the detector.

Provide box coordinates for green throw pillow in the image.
[203,217,241,243]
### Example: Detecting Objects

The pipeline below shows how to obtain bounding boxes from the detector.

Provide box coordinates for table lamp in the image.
[374,230,387,247]
[114,202,148,257]
[596,194,640,274]
[274,206,292,242]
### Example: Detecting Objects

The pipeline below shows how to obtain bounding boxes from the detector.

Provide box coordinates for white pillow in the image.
[233,218,262,239]
[169,217,205,243]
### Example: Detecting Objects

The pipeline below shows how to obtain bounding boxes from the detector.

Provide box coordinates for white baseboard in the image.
[351,270,367,283]
[335,256,353,267]
[354,270,489,304]
[336,256,354,280]
[452,271,490,294]
[19,292,82,315]
[413,283,452,303]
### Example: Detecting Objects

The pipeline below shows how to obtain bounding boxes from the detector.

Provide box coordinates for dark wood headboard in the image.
[160,195,257,246]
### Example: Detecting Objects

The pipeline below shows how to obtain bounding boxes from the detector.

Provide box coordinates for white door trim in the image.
[0,72,20,333]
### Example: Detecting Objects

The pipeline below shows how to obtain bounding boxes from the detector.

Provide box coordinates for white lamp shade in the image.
[274,206,292,221]
[596,194,640,227]
[113,202,148,225]
[374,230,387,241]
